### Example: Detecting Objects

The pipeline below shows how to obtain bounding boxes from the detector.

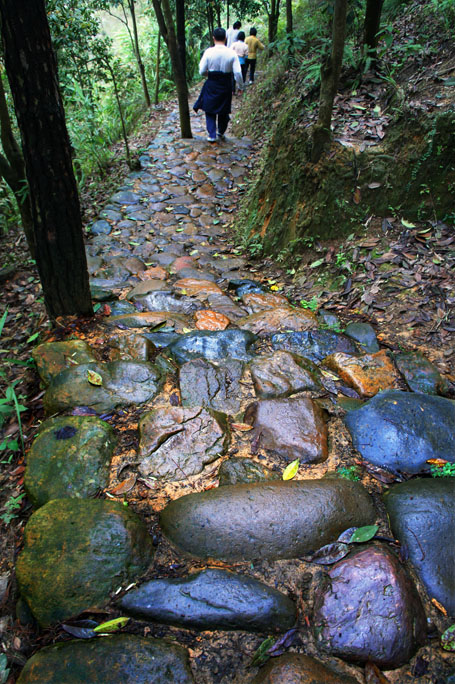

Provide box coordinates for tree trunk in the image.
[0,0,93,320]
[363,0,384,64]
[286,0,293,34]
[268,0,281,43]
[0,73,35,256]
[154,32,161,105]
[311,0,348,163]
[128,0,152,106]
[206,1,214,37]
[151,0,192,138]
[104,58,132,168]
[227,0,230,29]
[175,0,187,79]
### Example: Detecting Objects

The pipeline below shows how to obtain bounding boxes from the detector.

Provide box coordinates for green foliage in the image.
[336,465,361,481]
[0,493,25,525]
[430,462,455,477]
[0,309,27,461]
[300,296,318,311]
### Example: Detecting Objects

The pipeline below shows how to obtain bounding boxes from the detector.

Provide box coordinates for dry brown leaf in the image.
[431,598,448,616]
[109,475,137,495]
[231,423,253,431]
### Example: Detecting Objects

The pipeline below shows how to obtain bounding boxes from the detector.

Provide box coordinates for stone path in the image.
[16,106,455,683]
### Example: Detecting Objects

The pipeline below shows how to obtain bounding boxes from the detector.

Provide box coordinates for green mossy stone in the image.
[32,340,97,386]
[218,458,280,486]
[43,361,162,414]
[395,351,450,395]
[17,634,194,683]
[24,416,116,508]
[16,499,154,627]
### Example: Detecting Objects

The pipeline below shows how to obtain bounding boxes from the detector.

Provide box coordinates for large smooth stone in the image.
[160,479,375,562]
[109,311,192,332]
[250,653,357,683]
[90,219,111,236]
[323,350,400,398]
[132,291,203,315]
[108,334,153,361]
[16,499,154,626]
[242,292,288,313]
[168,330,257,364]
[395,351,450,395]
[344,390,455,474]
[16,634,193,683]
[344,321,379,353]
[384,478,455,616]
[32,340,97,386]
[126,280,169,298]
[111,190,141,205]
[138,406,228,480]
[24,416,116,508]
[120,568,296,632]
[43,361,162,414]
[237,306,317,334]
[194,309,231,331]
[249,351,321,398]
[179,358,244,414]
[244,396,328,463]
[218,458,279,486]
[271,330,358,363]
[313,546,426,668]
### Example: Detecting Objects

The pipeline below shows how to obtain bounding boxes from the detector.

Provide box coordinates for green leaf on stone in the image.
[87,369,103,386]
[349,524,378,543]
[401,219,415,228]
[93,616,130,633]
[250,636,275,667]
[283,459,299,481]
[309,258,324,268]
[441,624,455,652]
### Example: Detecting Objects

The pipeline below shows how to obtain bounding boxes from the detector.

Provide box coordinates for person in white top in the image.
[193,27,243,142]
[231,31,249,85]
[226,21,241,48]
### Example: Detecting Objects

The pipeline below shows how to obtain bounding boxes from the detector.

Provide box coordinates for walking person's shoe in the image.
[206,137,217,143]
[217,133,226,141]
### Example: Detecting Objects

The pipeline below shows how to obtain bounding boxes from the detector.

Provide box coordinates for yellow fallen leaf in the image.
[231,423,253,431]
[431,598,447,616]
[283,459,299,480]
[87,369,103,386]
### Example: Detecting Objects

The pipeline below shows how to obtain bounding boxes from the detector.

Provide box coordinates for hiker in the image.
[231,31,249,86]
[226,20,241,48]
[194,27,243,143]
[245,27,265,84]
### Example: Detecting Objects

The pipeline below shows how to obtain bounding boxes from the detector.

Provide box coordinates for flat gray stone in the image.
[179,358,245,414]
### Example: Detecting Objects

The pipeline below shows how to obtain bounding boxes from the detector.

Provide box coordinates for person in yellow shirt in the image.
[245,28,265,84]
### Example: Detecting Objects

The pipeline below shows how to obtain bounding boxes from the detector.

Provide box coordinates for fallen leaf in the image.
[87,369,103,386]
[353,187,361,204]
[250,636,275,667]
[267,628,298,656]
[93,617,130,633]
[303,542,350,565]
[365,661,391,683]
[431,597,447,616]
[349,525,378,543]
[283,459,299,480]
[231,423,253,431]
[109,476,136,495]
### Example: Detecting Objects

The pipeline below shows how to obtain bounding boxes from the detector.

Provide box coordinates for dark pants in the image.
[206,112,230,139]
[241,62,248,82]
[245,58,256,82]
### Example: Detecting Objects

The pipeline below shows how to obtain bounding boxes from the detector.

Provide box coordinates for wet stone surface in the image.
[179,358,245,414]
[250,653,358,683]
[249,351,322,398]
[244,395,328,463]
[16,634,194,683]
[160,479,375,561]
[323,350,401,398]
[345,389,455,474]
[344,321,380,353]
[395,350,450,395]
[271,330,358,363]
[43,361,163,414]
[218,457,279,486]
[168,329,257,364]
[24,416,116,508]
[313,545,427,668]
[384,478,455,616]
[138,406,228,480]
[16,499,154,626]
[120,568,296,632]
[32,340,97,386]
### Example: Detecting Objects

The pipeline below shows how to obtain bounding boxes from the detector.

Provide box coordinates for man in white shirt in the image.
[226,21,241,48]
[193,27,243,142]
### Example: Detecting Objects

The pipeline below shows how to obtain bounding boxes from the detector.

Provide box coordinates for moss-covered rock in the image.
[25,416,116,508]
[17,634,194,683]
[16,499,154,626]
[32,340,97,386]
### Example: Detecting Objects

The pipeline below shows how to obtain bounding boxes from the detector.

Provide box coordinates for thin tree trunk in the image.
[268,0,281,43]
[0,73,35,256]
[363,0,384,65]
[151,0,192,138]
[206,1,214,37]
[0,0,93,320]
[311,0,348,162]
[128,0,151,106]
[227,0,230,29]
[154,32,161,105]
[104,58,132,168]
[176,0,187,79]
